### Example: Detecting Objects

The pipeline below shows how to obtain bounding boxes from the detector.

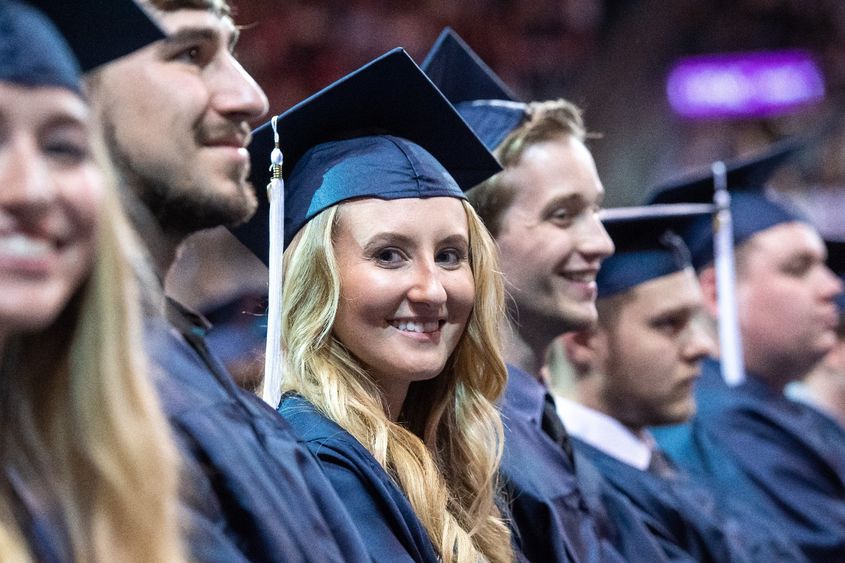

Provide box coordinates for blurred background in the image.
[230,0,845,210]
[168,0,845,388]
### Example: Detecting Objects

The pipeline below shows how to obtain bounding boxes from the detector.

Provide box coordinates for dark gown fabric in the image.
[575,438,807,563]
[499,364,670,563]
[655,358,845,562]
[278,394,440,563]
[5,468,70,563]
[148,300,370,563]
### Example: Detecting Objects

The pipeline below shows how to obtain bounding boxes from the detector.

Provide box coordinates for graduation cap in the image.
[421,27,527,150]
[27,0,164,73]
[644,138,804,269]
[233,48,502,405]
[234,47,502,263]
[597,204,715,298]
[0,1,82,93]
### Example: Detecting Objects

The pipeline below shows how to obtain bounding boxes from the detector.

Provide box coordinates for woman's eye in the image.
[436,248,466,268]
[374,248,405,266]
[44,139,90,164]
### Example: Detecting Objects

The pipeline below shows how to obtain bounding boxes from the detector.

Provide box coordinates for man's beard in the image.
[102,120,258,237]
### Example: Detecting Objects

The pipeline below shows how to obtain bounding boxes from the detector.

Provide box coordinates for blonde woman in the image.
[0,2,184,561]
[240,50,515,563]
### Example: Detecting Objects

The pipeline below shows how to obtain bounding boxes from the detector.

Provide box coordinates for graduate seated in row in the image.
[0,2,184,560]
[649,143,845,562]
[237,49,515,562]
[44,0,372,559]
[422,28,671,563]
[787,239,845,435]
[548,204,808,562]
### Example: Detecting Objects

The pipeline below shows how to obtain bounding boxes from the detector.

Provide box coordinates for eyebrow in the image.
[164,25,239,51]
[361,232,469,252]
[541,193,591,215]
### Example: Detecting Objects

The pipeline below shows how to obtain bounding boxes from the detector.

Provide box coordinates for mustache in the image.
[197,122,252,147]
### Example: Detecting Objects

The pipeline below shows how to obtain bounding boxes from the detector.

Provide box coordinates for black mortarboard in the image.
[28,0,164,73]
[598,204,714,298]
[644,139,803,269]
[0,1,81,93]
[234,47,502,264]
[421,27,526,150]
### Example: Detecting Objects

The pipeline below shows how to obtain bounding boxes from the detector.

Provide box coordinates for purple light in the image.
[666,50,825,119]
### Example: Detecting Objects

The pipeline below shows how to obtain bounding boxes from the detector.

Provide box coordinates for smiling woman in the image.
[237,49,515,562]
[0,2,184,561]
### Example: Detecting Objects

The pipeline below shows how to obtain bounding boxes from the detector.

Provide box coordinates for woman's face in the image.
[332,197,475,414]
[0,83,103,335]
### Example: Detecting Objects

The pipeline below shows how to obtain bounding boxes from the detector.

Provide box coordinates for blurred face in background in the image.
[0,83,103,339]
[735,222,843,384]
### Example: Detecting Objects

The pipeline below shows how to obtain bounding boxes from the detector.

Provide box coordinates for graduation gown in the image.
[4,468,70,563]
[148,301,370,563]
[278,394,440,563]
[499,365,669,563]
[574,439,806,563]
[655,358,845,562]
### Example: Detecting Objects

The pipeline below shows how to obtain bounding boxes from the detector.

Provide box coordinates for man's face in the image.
[91,7,269,234]
[736,222,843,379]
[495,135,614,336]
[592,269,713,429]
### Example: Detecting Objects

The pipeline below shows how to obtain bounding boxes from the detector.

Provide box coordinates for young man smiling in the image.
[423,29,675,563]
[83,1,369,560]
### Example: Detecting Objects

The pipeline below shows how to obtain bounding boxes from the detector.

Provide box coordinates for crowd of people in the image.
[2,0,844,561]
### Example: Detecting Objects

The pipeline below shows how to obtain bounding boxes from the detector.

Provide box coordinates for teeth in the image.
[0,233,52,258]
[390,320,440,333]
[563,272,595,282]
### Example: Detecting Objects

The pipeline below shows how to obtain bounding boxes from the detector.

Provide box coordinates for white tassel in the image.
[712,161,746,386]
[262,117,285,407]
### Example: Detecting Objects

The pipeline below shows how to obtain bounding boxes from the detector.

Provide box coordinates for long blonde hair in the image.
[282,199,513,563]
[0,146,185,562]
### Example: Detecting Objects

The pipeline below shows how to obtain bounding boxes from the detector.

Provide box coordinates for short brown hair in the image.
[467,98,586,237]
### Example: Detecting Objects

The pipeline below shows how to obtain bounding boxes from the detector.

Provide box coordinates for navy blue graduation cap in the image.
[234,47,502,264]
[644,138,803,269]
[0,1,82,93]
[421,27,527,150]
[28,0,164,72]
[597,204,714,298]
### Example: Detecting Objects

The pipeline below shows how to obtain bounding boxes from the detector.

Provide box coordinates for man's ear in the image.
[562,329,604,378]
[698,265,720,318]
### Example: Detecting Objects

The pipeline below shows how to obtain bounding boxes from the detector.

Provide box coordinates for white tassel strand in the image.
[262,116,285,407]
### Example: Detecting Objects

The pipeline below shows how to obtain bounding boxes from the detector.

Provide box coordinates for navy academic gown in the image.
[148,300,370,563]
[574,438,807,563]
[499,365,670,563]
[655,358,845,562]
[5,468,70,563]
[278,394,440,563]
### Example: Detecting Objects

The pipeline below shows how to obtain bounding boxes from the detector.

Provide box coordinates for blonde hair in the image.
[0,143,185,562]
[282,199,513,563]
